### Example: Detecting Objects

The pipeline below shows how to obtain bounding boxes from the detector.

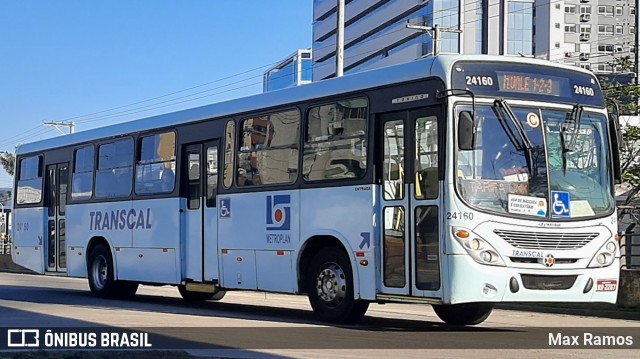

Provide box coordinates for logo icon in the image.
[544,254,555,267]
[266,195,291,230]
[551,191,570,218]
[7,329,40,347]
[219,198,231,218]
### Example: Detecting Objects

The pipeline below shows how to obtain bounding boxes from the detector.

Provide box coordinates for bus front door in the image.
[184,141,220,283]
[379,109,442,299]
[45,163,68,273]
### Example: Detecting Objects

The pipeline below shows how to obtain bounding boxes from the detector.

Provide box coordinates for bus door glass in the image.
[183,140,220,283]
[379,108,441,296]
[46,163,68,272]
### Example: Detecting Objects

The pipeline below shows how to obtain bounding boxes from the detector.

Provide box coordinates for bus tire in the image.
[114,281,139,299]
[306,247,369,324]
[211,290,226,301]
[87,244,118,299]
[178,285,226,302]
[432,303,493,326]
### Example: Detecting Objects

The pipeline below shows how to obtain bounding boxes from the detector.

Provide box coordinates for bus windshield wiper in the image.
[492,99,534,175]
[560,104,583,173]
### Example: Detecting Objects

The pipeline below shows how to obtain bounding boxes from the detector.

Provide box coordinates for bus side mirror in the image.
[458,111,476,150]
[608,113,623,184]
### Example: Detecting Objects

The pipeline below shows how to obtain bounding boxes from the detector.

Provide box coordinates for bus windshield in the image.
[455,103,614,220]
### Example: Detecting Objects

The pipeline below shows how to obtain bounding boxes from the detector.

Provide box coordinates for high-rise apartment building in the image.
[557,0,636,74]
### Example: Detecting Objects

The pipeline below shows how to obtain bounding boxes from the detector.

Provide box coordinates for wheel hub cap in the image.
[316,263,346,306]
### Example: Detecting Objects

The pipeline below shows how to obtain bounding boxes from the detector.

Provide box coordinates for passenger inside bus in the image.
[160,165,175,192]
[237,168,251,186]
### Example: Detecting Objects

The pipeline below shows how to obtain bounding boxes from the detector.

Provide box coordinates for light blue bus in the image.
[12,55,621,325]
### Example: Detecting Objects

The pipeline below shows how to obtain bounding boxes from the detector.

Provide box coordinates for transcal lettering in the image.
[89,209,152,231]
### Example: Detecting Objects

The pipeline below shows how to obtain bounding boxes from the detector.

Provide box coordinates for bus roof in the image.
[17,54,595,155]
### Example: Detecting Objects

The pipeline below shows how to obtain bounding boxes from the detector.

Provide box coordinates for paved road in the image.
[0,272,639,358]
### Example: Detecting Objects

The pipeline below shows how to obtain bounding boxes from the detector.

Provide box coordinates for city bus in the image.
[11,55,622,325]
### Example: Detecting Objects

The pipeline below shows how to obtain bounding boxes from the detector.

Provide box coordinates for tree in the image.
[0,152,14,177]
[599,56,640,187]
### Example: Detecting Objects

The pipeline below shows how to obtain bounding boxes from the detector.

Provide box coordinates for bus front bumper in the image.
[446,254,619,304]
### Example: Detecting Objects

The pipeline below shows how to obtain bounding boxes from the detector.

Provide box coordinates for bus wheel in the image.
[115,281,139,299]
[178,285,222,301]
[432,303,493,326]
[87,244,117,298]
[211,291,226,301]
[306,247,369,324]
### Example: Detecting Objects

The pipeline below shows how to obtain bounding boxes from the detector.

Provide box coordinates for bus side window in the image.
[237,110,300,186]
[71,146,94,200]
[415,116,438,200]
[135,132,176,195]
[206,146,218,207]
[303,98,368,182]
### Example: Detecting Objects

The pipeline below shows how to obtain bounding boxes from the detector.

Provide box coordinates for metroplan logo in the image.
[266,194,291,230]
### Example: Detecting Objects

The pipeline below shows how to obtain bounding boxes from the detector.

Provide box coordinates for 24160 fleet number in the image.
[465,76,493,86]
[446,212,474,220]
[573,85,595,97]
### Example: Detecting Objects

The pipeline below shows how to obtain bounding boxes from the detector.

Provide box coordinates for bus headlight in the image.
[588,240,618,268]
[452,227,505,267]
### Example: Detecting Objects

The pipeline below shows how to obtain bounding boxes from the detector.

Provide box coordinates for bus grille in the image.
[494,230,598,250]
[521,274,577,290]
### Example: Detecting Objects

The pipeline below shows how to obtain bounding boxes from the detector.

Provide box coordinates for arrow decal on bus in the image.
[359,232,370,249]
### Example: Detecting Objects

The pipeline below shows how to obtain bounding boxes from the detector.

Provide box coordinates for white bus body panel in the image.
[300,186,377,300]
[217,190,299,291]
[256,250,295,292]
[11,207,45,273]
[66,198,182,284]
[116,247,179,284]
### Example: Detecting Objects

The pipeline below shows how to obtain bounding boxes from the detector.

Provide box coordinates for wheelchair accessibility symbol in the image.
[551,191,570,218]
[219,198,231,218]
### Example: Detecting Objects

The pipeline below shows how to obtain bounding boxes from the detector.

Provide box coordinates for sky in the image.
[0,1,313,188]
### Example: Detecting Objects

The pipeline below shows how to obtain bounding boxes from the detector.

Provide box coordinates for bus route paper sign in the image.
[508,194,547,217]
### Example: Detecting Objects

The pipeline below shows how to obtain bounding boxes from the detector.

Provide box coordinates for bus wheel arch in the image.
[298,236,369,324]
[86,237,138,299]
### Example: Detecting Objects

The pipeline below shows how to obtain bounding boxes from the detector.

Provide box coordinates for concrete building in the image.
[310,0,638,79]
[556,0,637,74]
[263,49,313,92]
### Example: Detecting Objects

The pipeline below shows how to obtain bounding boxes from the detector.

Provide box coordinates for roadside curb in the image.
[496,303,640,321]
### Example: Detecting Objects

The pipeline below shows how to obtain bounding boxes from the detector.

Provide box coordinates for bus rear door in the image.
[183,141,220,283]
[45,162,69,273]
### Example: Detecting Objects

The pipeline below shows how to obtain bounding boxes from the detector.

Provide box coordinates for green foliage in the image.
[601,56,640,187]
[0,152,14,177]
[621,125,640,186]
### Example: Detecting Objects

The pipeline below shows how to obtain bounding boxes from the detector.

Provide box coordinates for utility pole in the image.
[406,22,462,56]
[335,0,345,77]
[43,121,75,135]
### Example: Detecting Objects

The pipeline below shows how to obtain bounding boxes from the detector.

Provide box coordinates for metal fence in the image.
[621,223,640,269]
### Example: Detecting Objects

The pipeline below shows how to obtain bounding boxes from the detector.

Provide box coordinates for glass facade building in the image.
[506,1,534,55]
[263,49,313,92]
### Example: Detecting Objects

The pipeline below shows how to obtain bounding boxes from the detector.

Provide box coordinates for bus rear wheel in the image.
[178,285,226,302]
[87,244,138,299]
[432,303,493,326]
[306,247,369,324]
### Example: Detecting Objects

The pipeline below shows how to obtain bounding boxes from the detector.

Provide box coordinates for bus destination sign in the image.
[451,61,605,107]
[497,72,564,96]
